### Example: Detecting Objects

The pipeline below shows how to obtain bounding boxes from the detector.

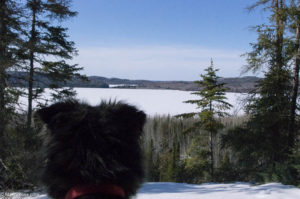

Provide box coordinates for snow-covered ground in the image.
[138,182,300,199]
[18,88,247,116]
[4,182,300,199]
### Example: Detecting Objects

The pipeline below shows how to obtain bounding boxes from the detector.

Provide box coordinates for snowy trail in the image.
[4,182,300,199]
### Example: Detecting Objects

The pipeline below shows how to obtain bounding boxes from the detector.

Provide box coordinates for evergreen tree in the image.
[23,0,85,130]
[176,60,232,181]
[0,0,23,155]
[0,0,27,189]
[288,0,300,149]
[249,0,293,159]
[183,134,211,183]
[247,2,300,150]
[223,0,296,181]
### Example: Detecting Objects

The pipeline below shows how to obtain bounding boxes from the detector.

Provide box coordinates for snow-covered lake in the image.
[19,88,247,116]
[5,182,300,199]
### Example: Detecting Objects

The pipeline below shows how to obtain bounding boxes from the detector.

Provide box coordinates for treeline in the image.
[8,72,109,88]
[142,115,248,183]
[142,114,300,186]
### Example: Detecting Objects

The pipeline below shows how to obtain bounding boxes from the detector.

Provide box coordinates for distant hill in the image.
[87,76,260,93]
[8,72,260,93]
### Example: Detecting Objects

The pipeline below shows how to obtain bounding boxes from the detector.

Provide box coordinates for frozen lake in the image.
[19,88,247,116]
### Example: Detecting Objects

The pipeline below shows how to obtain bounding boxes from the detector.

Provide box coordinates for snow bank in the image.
[3,182,300,199]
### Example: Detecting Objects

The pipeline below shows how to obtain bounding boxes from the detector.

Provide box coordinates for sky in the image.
[65,0,269,81]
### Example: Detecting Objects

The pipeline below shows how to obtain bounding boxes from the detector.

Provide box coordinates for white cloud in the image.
[72,45,247,81]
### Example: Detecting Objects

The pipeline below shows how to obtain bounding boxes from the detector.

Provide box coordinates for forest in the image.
[1,0,300,192]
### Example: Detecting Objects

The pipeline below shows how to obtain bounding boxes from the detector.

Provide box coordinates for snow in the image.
[138,182,300,199]
[1,192,48,199]
[3,182,300,199]
[18,88,247,116]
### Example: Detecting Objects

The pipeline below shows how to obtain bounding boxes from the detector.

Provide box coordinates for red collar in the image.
[65,184,126,199]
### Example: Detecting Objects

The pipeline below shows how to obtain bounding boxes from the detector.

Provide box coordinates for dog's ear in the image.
[36,100,81,125]
[114,104,146,135]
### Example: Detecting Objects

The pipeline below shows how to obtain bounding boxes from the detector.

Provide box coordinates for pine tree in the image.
[0,0,23,152]
[249,0,292,159]
[223,0,295,181]
[288,0,300,149]
[176,59,232,181]
[23,0,85,130]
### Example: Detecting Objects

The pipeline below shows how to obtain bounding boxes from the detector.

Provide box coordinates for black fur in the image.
[36,100,146,199]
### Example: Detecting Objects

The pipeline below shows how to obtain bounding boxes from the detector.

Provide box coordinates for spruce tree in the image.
[249,0,292,159]
[288,0,300,149]
[0,0,23,151]
[223,0,295,181]
[176,59,232,181]
[24,0,85,130]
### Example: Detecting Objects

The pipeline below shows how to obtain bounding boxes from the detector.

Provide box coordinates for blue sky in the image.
[66,0,269,81]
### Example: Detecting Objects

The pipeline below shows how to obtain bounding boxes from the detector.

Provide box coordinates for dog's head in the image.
[36,100,146,199]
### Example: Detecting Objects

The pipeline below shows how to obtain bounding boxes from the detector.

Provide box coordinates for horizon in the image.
[86,74,260,82]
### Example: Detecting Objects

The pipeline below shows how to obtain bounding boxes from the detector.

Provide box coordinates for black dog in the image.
[36,100,146,199]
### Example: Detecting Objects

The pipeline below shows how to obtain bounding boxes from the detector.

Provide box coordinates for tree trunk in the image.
[210,129,214,181]
[274,0,289,158]
[0,0,7,139]
[289,0,300,150]
[209,101,214,181]
[26,2,37,131]
[275,0,284,70]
